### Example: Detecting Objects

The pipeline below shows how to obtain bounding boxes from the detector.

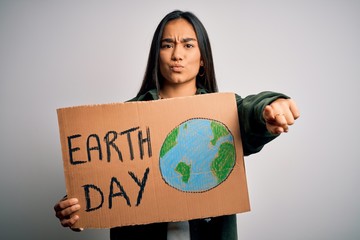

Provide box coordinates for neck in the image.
[159,82,197,99]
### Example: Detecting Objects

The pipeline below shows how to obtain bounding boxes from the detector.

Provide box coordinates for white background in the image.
[1,0,359,239]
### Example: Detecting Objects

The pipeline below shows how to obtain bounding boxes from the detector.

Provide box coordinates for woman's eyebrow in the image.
[161,38,174,43]
[161,37,197,43]
[181,38,197,43]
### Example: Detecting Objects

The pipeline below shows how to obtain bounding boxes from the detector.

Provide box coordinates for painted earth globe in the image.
[159,118,236,192]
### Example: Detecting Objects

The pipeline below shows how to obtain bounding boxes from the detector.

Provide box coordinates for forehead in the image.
[162,18,197,39]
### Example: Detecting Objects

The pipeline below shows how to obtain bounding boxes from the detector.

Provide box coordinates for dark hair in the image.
[136,10,218,97]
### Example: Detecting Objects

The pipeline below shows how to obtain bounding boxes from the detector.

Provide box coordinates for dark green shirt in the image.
[110,88,288,240]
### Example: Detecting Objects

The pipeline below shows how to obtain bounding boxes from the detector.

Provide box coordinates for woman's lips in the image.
[170,65,184,72]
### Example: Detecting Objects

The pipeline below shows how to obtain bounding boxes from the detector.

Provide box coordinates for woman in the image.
[54,10,300,240]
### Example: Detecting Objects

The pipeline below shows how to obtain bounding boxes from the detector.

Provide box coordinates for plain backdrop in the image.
[1,0,359,239]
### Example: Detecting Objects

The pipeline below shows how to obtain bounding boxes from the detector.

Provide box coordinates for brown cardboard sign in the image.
[57,93,250,229]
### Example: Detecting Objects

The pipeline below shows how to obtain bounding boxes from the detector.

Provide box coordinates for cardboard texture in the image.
[57,93,250,229]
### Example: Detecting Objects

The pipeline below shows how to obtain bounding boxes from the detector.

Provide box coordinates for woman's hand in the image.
[54,197,83,232]
[263,98,300,134]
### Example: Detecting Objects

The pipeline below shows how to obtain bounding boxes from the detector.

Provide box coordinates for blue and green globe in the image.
[159,118,236,192]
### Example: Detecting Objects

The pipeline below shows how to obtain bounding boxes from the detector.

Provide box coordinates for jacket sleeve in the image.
[236,91,289,156]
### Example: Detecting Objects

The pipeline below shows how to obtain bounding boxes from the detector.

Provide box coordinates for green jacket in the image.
[110,88,288,240]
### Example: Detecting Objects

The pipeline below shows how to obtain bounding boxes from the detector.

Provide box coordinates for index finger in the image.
[54,198,79,212]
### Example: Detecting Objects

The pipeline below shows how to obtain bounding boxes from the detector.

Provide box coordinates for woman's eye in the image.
[161,44,172,49]
[185,44,194,48]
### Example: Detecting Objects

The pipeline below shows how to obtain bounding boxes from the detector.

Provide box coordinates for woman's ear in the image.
[200,60,204,66]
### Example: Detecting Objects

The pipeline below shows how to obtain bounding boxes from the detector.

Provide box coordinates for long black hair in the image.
[136,10,218,97]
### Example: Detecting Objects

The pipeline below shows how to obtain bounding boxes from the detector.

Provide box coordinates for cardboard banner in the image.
[57,93,250,229]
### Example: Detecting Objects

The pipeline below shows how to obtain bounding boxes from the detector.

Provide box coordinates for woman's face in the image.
[159,18,202,88]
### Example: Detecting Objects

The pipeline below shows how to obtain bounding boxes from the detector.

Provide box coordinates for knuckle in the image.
[70,204,80,212]
[68,218,76,226]
[60,219,69,227]
[59,208,72,219]
[63,208,72,217]
[70,205,77,212]
[55,211,62,219]
[58,202,67,210]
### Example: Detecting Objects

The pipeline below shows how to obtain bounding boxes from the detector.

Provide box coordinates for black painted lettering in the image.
[128,167,150,206]
[138,127,152,160]
[104,131,123,162]
[82,184,104,212]
[120,127,139,160]
[67,134,86,165]
[109,177,131,209]
[86,134,102,161]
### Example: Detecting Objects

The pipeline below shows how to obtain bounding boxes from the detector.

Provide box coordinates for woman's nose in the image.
[171,45,183,61]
